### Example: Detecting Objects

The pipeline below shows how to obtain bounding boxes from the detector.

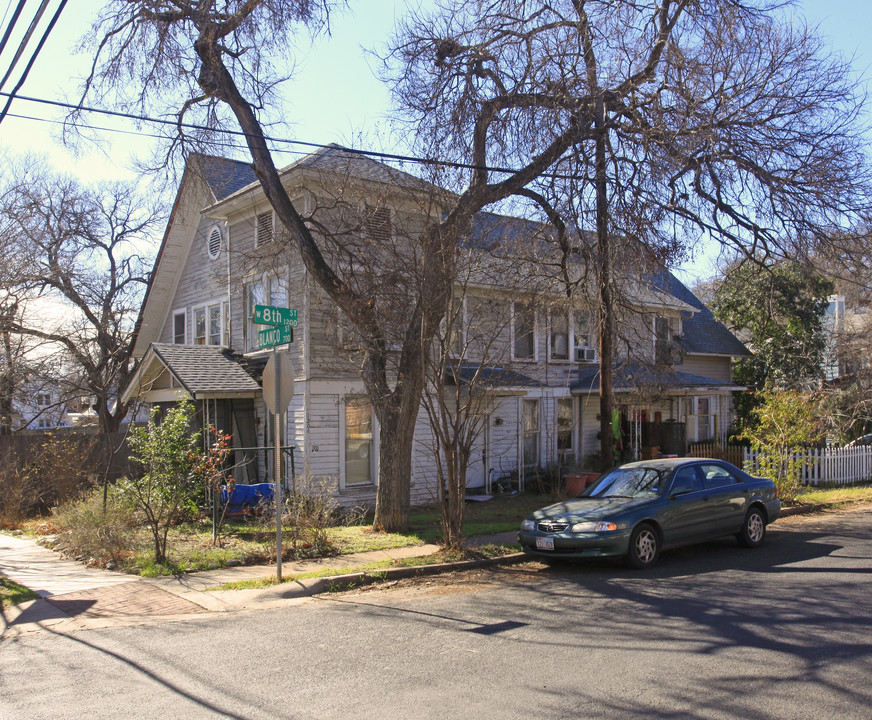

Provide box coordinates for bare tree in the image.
[384,0,872,467]
[76,1,622,531]
[0,161,157,433]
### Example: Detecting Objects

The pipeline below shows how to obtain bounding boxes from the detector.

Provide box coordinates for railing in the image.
[742,445,872,486]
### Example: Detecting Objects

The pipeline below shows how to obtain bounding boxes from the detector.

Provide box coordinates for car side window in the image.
[700,463,738,489]
[670,466,703,495]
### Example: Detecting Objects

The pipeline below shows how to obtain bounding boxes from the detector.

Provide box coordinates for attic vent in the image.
[365,206,391,242]
[207,225,222,260]
[256,210,274,246]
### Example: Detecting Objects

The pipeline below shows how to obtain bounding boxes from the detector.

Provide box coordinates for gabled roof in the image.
[122,344,261,403]
[195,154,257,201]
[570,362,745,394]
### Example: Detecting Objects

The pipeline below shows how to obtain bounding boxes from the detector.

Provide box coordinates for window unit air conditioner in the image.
[575,347,596,362]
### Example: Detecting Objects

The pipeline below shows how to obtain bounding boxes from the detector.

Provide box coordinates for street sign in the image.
[262,352,294,413]
[254,305,298,327]
[258,325,293,349]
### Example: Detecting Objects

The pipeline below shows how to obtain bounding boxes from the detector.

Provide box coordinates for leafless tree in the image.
[384,0,872,466]
[0,160,157,433]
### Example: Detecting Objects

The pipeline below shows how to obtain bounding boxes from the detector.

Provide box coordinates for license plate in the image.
[536,537,555,551]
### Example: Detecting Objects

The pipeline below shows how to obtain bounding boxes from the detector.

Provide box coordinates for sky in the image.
[1,0,871,282]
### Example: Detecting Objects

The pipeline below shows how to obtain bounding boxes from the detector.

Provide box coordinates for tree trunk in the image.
[595,93,615,471]
[372,401,414,532]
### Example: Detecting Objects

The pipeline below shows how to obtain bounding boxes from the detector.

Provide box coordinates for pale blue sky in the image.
[0,0,869,280]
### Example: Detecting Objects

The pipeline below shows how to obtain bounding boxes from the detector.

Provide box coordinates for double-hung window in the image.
[522,398,540,468]
[193,300,228,346]
[344,396,374,486]
[549,309,595,362]
[513,302,536,360]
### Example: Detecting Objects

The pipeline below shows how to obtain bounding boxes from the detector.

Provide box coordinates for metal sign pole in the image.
[273,345,282,581]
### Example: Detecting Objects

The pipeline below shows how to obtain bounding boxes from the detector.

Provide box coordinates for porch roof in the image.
[122,343,262,403]
[445,363,542,389]
[570,363,745,395]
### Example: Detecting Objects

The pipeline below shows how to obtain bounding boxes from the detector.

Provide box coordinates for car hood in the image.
[529,496,651,523]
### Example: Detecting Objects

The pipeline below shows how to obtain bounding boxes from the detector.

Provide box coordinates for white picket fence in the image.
[743,445,872,486]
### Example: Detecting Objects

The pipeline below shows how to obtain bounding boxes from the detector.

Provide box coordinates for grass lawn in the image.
[0,574,39,609]
[795,483,872,506]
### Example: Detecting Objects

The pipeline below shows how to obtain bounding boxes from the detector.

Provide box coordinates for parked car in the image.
[518,458,780,568]
[846,433,872,447]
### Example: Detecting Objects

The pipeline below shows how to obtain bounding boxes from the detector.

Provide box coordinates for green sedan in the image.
[518,458,781,568]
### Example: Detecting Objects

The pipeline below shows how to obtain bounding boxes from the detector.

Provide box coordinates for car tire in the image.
[627,523,660,569]
[737,507,766,548]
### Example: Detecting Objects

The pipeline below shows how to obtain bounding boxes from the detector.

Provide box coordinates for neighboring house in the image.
[122,146,749,505]
[822,294,872,384]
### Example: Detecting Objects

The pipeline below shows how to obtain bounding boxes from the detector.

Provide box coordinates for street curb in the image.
[273,552,530,599]
[779,503,828,518]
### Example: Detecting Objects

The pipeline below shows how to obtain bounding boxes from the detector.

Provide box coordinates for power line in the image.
[0,0,67,125]
[0,0,51,93]
[0,89,591,181]
[0,0,28,63]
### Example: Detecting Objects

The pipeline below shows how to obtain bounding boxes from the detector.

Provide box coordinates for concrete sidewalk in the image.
[0,531,460,637]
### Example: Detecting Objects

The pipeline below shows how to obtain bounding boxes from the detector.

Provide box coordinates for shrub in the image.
[51,487,138,568]
[119,399,205,563]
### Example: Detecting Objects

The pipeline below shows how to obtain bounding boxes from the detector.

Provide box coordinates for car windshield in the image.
[587,467,666,498]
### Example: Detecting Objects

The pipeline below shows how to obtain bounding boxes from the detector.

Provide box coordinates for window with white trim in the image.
[513,302,536,360]
[193,301,228,346]
[344,396,374,486]
[549,309,595,362]
[173,310,186,344]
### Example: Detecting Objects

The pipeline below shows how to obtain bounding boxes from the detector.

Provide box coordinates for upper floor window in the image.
[36,393,51,407]
[513,302,536,360]
[255,210,274,246]
[194,301,228,346]
[549,309,596,362]
[654,316,673,364]
[173,310,186,344]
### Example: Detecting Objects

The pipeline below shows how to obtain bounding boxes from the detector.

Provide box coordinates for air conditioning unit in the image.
[575,347,596,362]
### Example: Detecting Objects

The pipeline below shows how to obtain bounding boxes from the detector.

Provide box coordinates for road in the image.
[2,507,871,719]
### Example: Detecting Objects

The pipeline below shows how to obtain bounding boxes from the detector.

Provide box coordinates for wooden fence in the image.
[687,442,746,468]
[742,445,872,486]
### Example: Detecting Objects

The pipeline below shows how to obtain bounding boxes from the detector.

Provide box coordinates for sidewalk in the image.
[2,531,518,637]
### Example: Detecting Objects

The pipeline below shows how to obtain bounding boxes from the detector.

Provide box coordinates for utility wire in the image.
[0,90,591,181]
[0,0,67,125]
[0,0,28,62]
[0,0,50,93]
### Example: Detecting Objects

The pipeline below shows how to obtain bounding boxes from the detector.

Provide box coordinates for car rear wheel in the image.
[737,507,766,548]
[627,523,660,569]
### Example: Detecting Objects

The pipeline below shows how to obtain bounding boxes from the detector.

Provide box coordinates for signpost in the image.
[255,304,297,581]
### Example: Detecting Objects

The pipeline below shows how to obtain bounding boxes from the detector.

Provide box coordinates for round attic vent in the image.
[207,225,222,260]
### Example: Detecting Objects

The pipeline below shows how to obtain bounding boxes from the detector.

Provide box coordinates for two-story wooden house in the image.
[122,145,749,505]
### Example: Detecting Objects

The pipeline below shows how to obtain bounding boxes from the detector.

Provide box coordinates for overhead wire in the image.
[0,89,591,181]
[0,0,67,125]
[0,0,28,63]
[0,0,50,93]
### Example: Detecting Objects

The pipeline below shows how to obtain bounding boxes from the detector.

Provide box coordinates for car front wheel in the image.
[627,523,660,569]
[737,507,766,548]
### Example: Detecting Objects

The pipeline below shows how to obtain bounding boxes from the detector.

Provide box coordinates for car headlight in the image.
[571,521,618,533]
[520,519,536,531]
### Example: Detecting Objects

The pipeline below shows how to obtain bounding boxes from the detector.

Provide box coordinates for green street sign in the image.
[254,305,298,327]
[258,325,293,349]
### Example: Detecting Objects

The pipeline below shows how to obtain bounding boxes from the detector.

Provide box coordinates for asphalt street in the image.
[2,506,871,719]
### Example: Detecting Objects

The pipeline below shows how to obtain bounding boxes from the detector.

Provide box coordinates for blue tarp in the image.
[219,483,275,508]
